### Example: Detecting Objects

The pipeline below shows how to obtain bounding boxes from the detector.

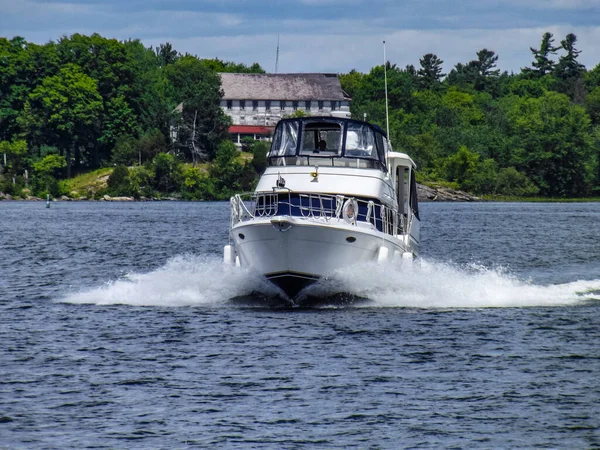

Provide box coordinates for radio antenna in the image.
[383,40,390,144]
[275,34,280,73]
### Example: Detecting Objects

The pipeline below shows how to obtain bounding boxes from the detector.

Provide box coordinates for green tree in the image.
[209,140,243,197]
[181,166,215,200]
[31,154,66,196]
[585,86,600,125]
[152,152,182,193]
[107,164,132,196]
[417,53,445,90]
[138,129,167,163]
[506,91,594,196]
[496,167,539,196]
[156,42,179,67]
[442,145,480,189]
[556,33,585,80]
[20,64,103,177]
[251,141,269,175]
[166,56,230,162]
[527,32,559,77]
[111,134,138,165]
[0,140,28,175]
[339,69,364,99]
[129,165,154,198]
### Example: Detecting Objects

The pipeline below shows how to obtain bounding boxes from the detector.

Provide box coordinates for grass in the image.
[61,167,114,197]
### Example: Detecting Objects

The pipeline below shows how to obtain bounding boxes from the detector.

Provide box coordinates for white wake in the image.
[60,254,600,308]
[60,254,279,307]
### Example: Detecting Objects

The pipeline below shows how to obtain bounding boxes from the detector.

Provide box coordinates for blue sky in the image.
[1,0,599,74]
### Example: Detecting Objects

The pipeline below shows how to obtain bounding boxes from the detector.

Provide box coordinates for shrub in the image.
[251,141,269,175]
[112,135,138,166]
[152,152,182,193]
[107,165,132,196]
[181,167,216,200]
[496,167,539,196]
[129,165,154,198]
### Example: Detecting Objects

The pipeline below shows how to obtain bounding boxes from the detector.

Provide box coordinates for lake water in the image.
[1,201,599,448]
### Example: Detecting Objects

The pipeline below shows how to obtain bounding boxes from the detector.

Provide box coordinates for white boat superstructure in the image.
[224,116,420,299]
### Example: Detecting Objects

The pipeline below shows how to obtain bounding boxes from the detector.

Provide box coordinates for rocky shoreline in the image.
[1,184,480,203]
[417,184,480,202]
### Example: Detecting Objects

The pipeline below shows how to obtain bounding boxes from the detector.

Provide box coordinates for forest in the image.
[1,32,599,199]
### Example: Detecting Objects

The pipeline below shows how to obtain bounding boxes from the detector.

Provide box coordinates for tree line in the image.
[341,32,600,197]
[0,33,264,198]
[1,32,599,199]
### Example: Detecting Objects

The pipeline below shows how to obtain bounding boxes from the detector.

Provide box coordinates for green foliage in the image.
[200,58,265,74]
[284,110,308,118]
[31,154,67,196]
[339,69,364,98]
[107,165,132,196]
[32,154,67,178]
[138,129,168,163]
[417,53,445,91]
[585,86,600,125]
[209,141,244,197]
[111,135,139,166]
[166,56,230,161]
[442,146,480,187]
[240,136,255,153]
[496,167,539,196]
[506,91,594,196]
[251,141,269,175]
[181,166,215,200]
[2,32,600,199]
[152,152,182,193]
[129,165,154,198]
[526,32,560,77]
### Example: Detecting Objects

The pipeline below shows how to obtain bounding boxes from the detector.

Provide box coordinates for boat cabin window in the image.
[268,118,388,171]
[300,121,342,155]
[345,122,376,158]
[270,120,299,157]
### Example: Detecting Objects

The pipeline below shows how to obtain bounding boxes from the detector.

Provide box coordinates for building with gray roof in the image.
[219,73,351,145]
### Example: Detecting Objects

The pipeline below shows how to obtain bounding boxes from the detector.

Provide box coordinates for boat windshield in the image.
[268,118,387,170]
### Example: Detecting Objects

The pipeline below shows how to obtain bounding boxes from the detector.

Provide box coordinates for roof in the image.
[219,73,350,101]
[229,125,273,134]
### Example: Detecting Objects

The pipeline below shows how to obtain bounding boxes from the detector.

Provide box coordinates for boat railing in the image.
[231,192,407,236]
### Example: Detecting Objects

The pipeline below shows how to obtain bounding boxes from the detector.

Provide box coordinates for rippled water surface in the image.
[1,201,600,448]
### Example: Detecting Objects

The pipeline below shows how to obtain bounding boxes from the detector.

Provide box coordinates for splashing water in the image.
[306,260,600,308]
[60,255,600,308]
[61,254,280,307]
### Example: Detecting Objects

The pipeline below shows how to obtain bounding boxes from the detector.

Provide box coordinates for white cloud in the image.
[157,26,600,74]
[1,0,599,73]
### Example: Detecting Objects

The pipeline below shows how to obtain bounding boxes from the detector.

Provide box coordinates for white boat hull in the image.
[229,216,416,298]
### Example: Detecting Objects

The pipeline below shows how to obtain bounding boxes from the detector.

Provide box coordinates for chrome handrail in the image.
[231,191,409,237]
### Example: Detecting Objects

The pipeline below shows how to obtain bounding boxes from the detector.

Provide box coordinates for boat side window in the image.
[409,169,420,220]
[375,132,388,169]
[269,120,299,157]
[345,122,376,159]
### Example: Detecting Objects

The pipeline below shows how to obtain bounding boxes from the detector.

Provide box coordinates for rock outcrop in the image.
[417,184,479,202]
[102,195,134,201]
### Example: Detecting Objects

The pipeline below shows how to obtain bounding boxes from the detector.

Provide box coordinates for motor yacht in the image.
[224,116,420,299]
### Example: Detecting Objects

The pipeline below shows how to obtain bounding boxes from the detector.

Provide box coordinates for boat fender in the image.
[377,246,389,262]
[235,255,241,267]
[402,252,413,268]
[223,245,235,265]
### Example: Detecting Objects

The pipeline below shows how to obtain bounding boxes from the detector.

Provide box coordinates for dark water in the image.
[1,201,599,448]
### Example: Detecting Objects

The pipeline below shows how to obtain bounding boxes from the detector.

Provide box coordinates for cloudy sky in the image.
[1,0,599,74]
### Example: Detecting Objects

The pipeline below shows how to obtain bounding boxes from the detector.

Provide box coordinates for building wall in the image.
[221,100,351,126]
